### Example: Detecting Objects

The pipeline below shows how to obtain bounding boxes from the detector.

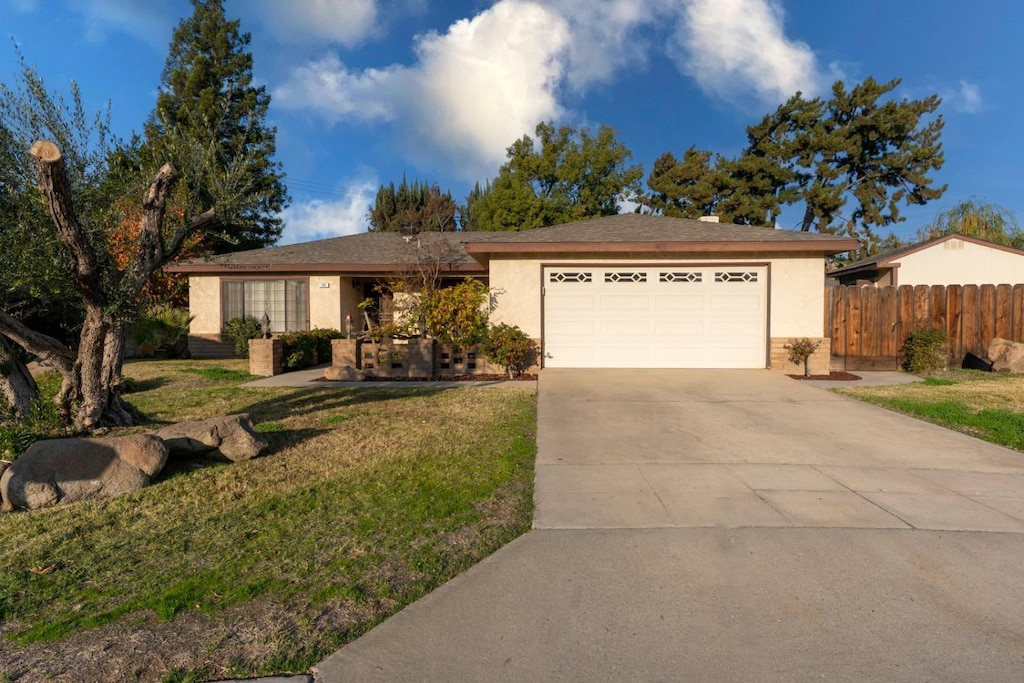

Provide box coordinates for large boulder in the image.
[987,338,1024,374]
[1,435,168,511]
[154,413,267,462]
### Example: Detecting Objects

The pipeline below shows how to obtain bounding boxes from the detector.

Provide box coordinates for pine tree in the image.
[143,0,288,251]
[739,77,945,239]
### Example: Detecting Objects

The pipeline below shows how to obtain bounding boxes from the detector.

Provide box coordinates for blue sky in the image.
[2,0,1021,245]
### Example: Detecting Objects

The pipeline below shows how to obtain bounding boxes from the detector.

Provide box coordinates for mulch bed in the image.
[787,372,862,381]
[316,374,538,382]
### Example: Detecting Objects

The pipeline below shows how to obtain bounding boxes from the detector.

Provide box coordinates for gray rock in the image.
[0,435,168,511]
[154,413,267,462]
[987,338,1024,373]
[324,365,366,381]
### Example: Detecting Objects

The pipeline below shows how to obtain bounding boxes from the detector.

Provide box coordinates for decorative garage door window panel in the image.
[714,271,759,283]
[549,271,593,283]
[659,271,702,283]
[543,266,767,369]
[604,271,647,283]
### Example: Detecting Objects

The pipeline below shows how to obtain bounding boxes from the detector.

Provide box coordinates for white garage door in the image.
[543,265,767,368]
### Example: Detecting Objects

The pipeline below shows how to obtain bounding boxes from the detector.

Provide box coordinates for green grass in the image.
[0,359,537,680]
[921,377,957,386]
[837,370,1024,451]
[180,366,254,381]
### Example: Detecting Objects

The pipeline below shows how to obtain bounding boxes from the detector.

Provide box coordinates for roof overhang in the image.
[165,262,487,275]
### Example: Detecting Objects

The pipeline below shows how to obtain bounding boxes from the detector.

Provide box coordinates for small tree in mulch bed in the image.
[785,337,822,377]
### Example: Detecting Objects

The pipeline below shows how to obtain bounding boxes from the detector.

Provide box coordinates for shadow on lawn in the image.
[239,384,454,426]
[123,376,170,394]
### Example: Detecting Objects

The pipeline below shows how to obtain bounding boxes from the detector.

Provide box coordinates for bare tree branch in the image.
[0,310,74,375]
[29,140,103,303]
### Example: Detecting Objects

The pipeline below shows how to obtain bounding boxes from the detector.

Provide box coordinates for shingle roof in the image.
[463,214,860,255]
[166,231,505,273]
[167,214,860,274]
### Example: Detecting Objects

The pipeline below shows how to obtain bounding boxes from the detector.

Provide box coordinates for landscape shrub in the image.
[224,316,264,356]
[129,306,194,358]
[276,329,344,370]
[900,326,948,373]
[309,328,345,362]
[481,324,537,378]
[422,277,489,347]
[278,332,317,370]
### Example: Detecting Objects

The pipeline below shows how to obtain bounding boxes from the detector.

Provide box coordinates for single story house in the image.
[827,233,1024,287]
[167,214,858,371]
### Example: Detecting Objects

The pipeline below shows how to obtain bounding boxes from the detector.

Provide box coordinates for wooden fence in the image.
[825,284,1024,370]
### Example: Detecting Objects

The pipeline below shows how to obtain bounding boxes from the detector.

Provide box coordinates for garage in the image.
[543,264,767,368]
[458,213,859,374]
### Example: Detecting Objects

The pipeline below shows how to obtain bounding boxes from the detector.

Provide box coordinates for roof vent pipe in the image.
[698,215,719,223]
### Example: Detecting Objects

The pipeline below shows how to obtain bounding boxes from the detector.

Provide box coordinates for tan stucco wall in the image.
[893,238,1024,285]
[188,275,222,335]
[309,275,342,330]
[487,254,827,340]
[339,276,364,335]
[768,257,828,337]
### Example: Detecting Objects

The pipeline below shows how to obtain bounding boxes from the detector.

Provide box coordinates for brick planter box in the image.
[331,339,511,378]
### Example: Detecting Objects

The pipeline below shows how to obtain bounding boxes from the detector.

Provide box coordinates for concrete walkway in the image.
[315,369,1024,682]
[242,364,535,389]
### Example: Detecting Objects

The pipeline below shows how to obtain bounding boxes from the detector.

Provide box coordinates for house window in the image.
[222,280,308,333]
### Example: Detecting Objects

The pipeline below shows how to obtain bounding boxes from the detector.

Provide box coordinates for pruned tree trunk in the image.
[0,335,38,420]
[1,141,214,432]
[16,141,192,431]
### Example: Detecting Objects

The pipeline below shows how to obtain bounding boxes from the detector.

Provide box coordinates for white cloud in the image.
[547,0,653,88]
[274,54,409,123]
[671,0,823,103]
[275,0,571,180]
[273,0,826,178]
[250,0,378,47]
[951,80,983,114]
[279,176,378,244]
[409,1,570,175]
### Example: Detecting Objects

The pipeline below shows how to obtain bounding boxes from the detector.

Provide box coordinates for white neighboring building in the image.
[828,234,1024,287]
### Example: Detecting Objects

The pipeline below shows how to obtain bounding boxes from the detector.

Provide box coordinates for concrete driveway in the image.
[535,369,1024,531]
[316,369,1024,682]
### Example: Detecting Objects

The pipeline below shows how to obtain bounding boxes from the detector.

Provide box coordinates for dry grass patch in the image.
[836,370,1024,451]
[0,359,537,682]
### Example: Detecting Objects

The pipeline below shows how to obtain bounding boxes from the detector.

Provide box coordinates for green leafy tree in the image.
[917,198,1024,247]
[369,177,457,232]
[468,122,643,231]
[739,77,946,242]
[142,0,288,252]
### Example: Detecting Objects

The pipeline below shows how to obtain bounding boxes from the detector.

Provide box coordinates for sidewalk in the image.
[242,365,536,389]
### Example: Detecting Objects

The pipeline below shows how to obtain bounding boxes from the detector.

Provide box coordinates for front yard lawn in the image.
[835,370,1024,452]
[0,359,537,682]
